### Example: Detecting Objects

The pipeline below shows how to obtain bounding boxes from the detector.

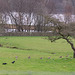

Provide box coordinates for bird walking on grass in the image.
[12,61,15,64]
[28,56,31,59]
[2,63,7,65]
[40,57,43,59]
[59,56,62,58]
[48,57,51,59]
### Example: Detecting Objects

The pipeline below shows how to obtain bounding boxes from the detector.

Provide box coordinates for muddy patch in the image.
[11,46,18,49]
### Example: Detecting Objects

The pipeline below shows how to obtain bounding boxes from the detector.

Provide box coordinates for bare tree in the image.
[32,0,56,32]
[8,0,37,32]
[44,15,75,58]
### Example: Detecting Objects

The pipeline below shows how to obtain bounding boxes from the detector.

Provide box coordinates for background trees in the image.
[47,17,75,58]
[1,0,74,32]
[7,0,46,32]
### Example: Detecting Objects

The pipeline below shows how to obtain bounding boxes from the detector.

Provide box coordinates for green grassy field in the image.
[0,36,75,75]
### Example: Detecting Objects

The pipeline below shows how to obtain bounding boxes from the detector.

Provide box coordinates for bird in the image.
[48,57,51,59]
[28,56,31,59]
[59,56,62,58]
[12,61,15,64]
[40,57,43,59]
[2,63,7,65]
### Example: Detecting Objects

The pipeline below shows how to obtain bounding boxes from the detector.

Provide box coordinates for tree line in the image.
[0,0,55,32]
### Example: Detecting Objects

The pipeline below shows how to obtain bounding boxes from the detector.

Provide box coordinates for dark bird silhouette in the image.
[12,61,15,64]
[2,63,7,65]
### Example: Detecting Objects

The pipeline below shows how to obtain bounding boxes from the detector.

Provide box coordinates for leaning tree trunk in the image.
[73,51,75,58]
[58,32,75,58]
[63,37,75,58]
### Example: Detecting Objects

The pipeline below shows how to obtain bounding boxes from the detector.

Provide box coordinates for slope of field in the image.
[0,36,75,75]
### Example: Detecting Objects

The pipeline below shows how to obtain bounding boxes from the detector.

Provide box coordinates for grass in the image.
[0,36,75,75]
